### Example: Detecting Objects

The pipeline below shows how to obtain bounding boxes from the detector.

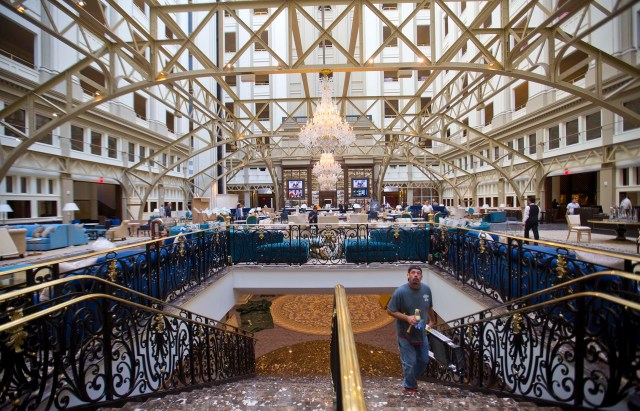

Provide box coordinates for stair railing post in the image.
[102,290,114,402]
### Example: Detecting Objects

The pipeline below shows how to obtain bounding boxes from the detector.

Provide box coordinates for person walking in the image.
[387,265,435,393]
[164,202,172,218]
[523,196,540,242]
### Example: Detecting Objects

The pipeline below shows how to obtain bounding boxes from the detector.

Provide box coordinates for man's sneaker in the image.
[403,387,417,394]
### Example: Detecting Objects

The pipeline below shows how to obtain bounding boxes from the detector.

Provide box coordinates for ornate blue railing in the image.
[425,271,640,409]
[0,277,255,410]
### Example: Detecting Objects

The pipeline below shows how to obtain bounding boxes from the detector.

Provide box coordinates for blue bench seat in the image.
[256,239,310,264]
[344,238,398,263]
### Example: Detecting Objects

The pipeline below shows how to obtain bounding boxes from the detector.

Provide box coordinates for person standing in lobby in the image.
[620,193,632,210]
[523,196,540,242]
[566,198,580,215]
[235,203,244,221]
[421,200,433,220]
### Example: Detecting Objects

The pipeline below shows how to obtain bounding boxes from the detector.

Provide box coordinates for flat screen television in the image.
[352,178,369,198]
[288,180,304,199]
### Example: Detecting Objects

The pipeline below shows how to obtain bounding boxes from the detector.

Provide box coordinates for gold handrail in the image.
[334,284,366,410]
[0,274,255,339]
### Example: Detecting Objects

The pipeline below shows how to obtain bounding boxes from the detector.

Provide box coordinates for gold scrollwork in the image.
[258,227,265,240]
[107,259,119,282]
[5,308,27,353]
[556,254,567,280]
[154,313,166,334]
[512,313,523,335]
[479,236,486,254]
[466,325,473,340]
[322,230,335,241]
[440,227,446,242]
[393,225,400,239]
[178,241,185,256]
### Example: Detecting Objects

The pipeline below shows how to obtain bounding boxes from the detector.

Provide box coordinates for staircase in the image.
[102,376,561,410]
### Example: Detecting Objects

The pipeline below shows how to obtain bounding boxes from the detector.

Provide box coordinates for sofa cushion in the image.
[32,226,45,238]
[42,226,56,238]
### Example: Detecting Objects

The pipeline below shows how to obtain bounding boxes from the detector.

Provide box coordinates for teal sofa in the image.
[344,238,399,263]
[369,227,431,261]
[11,224,88,251]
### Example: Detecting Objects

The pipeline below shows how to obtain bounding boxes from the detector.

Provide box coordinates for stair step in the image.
[101,376,562,410]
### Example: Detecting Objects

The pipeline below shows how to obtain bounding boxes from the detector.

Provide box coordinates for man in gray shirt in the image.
[387,265,436,393]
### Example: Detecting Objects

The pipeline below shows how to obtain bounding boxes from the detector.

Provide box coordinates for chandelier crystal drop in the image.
[298,74,356,154]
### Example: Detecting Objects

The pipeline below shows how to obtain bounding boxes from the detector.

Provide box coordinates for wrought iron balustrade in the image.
[0,228,230,305]
[425,271,640,409]
[0,277,255,410]
[228,222,432,265]
[429,224,640,304]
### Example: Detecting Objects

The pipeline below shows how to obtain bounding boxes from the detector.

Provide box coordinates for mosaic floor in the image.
[270,294,393,335]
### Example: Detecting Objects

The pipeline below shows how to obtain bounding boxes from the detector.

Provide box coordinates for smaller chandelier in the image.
[313,152,341,190]
[317,173,338,190]
[312,152,342,176]
[299,71,356,154]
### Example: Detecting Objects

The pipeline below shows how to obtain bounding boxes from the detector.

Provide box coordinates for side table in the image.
[26,239,42,255]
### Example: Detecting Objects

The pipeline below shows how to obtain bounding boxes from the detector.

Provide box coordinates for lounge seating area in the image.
[6,224,88,252]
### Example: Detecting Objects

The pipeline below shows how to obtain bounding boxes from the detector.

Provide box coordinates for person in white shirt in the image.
[421,201,433,219]
[620,194,632,210]
[566,199,580,215]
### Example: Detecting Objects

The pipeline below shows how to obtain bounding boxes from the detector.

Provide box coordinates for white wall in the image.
[183,265,491,322]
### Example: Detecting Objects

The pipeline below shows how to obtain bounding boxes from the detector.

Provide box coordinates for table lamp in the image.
[62,202,80,245]
[0,204,13,225]
[63,202,80,220]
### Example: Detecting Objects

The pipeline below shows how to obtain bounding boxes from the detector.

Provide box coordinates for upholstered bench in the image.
[256,239,310,264]
[370,228,431,261]
[344,238,399,263]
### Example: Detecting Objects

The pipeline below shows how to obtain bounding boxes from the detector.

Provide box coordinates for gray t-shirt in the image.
[388,282,433,344]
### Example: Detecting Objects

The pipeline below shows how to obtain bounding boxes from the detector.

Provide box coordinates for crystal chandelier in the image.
[313,153,341,190]
[312,152,342,175]
[317,173,338,190]
[299,71,356,154]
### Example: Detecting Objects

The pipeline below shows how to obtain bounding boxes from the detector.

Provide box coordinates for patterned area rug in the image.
[270,294,394,335]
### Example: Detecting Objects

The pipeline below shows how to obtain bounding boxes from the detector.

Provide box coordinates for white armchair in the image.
[107,220,130,241]
[0,228,20,259]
